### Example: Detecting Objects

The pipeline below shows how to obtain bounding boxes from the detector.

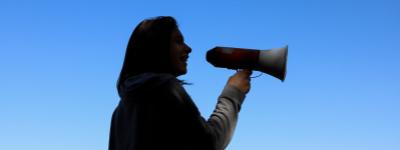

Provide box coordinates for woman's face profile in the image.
[169,28,192,76]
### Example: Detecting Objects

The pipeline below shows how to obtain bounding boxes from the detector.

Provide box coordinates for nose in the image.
[185,43,192,53]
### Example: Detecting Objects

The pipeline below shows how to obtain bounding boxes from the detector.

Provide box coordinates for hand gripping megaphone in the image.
[206,45,288,81]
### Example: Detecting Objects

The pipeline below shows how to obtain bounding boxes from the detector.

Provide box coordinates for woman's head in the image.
[118,16,191,87]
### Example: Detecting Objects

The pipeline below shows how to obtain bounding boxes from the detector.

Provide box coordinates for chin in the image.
[178,70,187,76]
[175,68,187,76]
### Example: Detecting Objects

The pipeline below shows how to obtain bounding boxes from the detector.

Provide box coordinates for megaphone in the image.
[206,45,288,81]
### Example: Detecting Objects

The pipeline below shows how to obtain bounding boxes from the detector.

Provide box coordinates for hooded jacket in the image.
[109,73,246,150]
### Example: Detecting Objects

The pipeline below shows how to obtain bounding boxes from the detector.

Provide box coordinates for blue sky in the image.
[1,0,399,150]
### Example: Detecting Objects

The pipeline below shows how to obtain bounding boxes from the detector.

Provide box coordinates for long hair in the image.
[117,16,178,89]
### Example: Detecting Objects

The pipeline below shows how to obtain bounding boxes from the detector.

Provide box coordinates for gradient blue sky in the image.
[1,0,399,150]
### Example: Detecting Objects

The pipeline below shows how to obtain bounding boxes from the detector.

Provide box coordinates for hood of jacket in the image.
[117,73,176,100]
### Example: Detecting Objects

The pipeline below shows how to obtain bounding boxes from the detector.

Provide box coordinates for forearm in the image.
[207,85,246,150]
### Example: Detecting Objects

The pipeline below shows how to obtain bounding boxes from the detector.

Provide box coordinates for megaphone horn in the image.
[257,45,288,81]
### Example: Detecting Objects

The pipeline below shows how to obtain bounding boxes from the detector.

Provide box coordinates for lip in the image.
[181,55,189,62]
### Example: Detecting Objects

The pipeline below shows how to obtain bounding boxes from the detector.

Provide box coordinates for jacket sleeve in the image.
[205,85,246,150]
[168,80,246,150]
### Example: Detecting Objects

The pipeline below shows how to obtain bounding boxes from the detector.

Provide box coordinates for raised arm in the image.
[204,69,252,150]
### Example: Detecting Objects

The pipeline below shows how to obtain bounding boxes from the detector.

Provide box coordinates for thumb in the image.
[239,69,252,77]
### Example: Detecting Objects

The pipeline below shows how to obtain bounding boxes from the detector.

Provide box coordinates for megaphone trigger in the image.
[250,72,263,78]
[234,69,261,78]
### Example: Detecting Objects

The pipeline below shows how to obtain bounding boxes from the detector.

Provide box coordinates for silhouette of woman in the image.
[109,16,252,150]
